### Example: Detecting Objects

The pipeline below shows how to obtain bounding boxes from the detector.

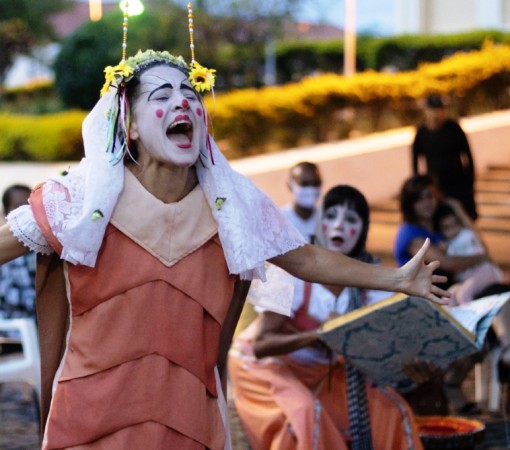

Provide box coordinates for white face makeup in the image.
[129,65,206,168]
[321,203,363,255]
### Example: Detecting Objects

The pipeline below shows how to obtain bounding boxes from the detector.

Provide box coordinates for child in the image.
[434,201,503,305]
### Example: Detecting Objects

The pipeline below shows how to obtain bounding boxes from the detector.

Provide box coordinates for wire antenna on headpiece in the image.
[122,1,129,61]
[188,3,196,64]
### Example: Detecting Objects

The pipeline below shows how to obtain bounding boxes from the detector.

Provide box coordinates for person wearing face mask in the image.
[281,162,322,243]
[228,185,425,450]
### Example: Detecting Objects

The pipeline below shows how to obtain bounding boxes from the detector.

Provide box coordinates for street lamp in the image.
[89,0,102,21]
[119,0,145,16]
[344,0,356,76]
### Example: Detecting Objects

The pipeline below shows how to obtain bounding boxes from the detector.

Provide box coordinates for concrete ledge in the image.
[0,109,509,207]
[230,108,510,205]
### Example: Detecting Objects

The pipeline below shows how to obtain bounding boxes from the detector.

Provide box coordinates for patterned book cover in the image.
[319,292,510,391]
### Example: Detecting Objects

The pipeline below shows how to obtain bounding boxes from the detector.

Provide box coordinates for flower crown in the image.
[100,3,215,97]
[99,3,217,167]
[100,50,216,97]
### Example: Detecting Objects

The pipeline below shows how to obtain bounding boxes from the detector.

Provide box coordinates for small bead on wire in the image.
[188,2,196,64]
[122,2,129,61]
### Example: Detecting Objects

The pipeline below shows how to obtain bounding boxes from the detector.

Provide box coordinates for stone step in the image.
[477,166,510,180]
[476,179,510,194]
[476,191,510,205]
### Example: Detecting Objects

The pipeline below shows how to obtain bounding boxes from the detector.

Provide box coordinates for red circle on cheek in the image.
[196,108,203,117]
[322,224,328,233]
[350,229,357,236]
[182,99,189,108]
[155,109,164,118]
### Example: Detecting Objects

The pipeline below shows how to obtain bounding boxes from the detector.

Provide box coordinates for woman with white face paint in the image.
[228,185,425,450]
[0,35,447,450]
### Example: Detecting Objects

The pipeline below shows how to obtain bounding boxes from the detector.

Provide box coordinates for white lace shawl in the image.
[7,90,305,309]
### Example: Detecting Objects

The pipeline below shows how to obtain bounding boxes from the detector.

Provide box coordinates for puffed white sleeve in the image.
[247,263,298,316]
[6,204,52,255]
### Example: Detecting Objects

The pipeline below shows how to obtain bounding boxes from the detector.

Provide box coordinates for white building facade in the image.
[394,0,510,35]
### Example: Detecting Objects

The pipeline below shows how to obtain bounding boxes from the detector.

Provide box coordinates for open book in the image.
[319,292,510,391]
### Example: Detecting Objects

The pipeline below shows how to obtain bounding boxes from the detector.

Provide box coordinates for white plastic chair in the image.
[475,346,501,412]
[0,318,41,407]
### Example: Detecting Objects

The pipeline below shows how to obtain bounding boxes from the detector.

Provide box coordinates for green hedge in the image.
[0,111,85,161]
[276,30,510,82]
[1,43,509,161]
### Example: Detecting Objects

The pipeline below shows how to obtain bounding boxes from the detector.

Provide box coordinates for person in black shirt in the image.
[412,94,478,220]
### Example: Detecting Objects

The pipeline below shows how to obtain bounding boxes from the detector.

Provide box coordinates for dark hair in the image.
[289,161,322,186]
[125,59,190,101]
[426,94,445,109]
[321,185,370,257]
[399,174,438,224]
[291,161,319,173]
[2,184,31,214]
[432,202,458,233]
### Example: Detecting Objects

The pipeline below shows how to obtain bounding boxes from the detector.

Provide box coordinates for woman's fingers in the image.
[426,293,449,305]
[432,274,448,284]
[414,237,431,261]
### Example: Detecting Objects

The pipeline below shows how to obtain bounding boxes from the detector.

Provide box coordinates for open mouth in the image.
[330,236,345,245]
[166,118,193,148]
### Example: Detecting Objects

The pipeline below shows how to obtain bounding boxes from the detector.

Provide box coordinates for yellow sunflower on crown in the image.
[189,62,216,92]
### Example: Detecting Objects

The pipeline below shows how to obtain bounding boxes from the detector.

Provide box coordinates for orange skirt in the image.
[228,354,424,450]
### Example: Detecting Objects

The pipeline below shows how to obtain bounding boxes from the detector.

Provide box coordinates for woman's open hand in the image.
[399,238,450,304]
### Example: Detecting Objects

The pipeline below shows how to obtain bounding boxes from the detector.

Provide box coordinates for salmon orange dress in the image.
[24,170,238,449]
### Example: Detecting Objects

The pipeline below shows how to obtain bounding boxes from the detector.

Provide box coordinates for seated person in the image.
[433,200,503,305]
[228,185,425,450]
[393,175,487,284]
[393,175,493,415]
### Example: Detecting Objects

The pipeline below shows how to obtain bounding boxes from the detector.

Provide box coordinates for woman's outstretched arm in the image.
[0,224,30,265]
[270,238,448,304]
[252,311,321,359]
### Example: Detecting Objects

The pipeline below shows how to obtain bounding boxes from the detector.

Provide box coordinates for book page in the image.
[447,292,510,347]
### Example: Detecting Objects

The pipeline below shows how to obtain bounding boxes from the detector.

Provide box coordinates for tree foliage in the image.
[54,4,190,109]
[195,0,301,20]
[54,0,305,108]
[0,0,68,81]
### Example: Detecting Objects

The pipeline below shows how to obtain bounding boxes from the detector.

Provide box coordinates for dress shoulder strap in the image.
[290,282,322,331]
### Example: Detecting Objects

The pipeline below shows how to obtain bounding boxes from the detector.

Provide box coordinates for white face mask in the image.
[291,182,321,209]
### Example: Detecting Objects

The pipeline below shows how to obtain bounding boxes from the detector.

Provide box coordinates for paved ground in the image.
[0,383,39,450]
[1,378,510,449]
